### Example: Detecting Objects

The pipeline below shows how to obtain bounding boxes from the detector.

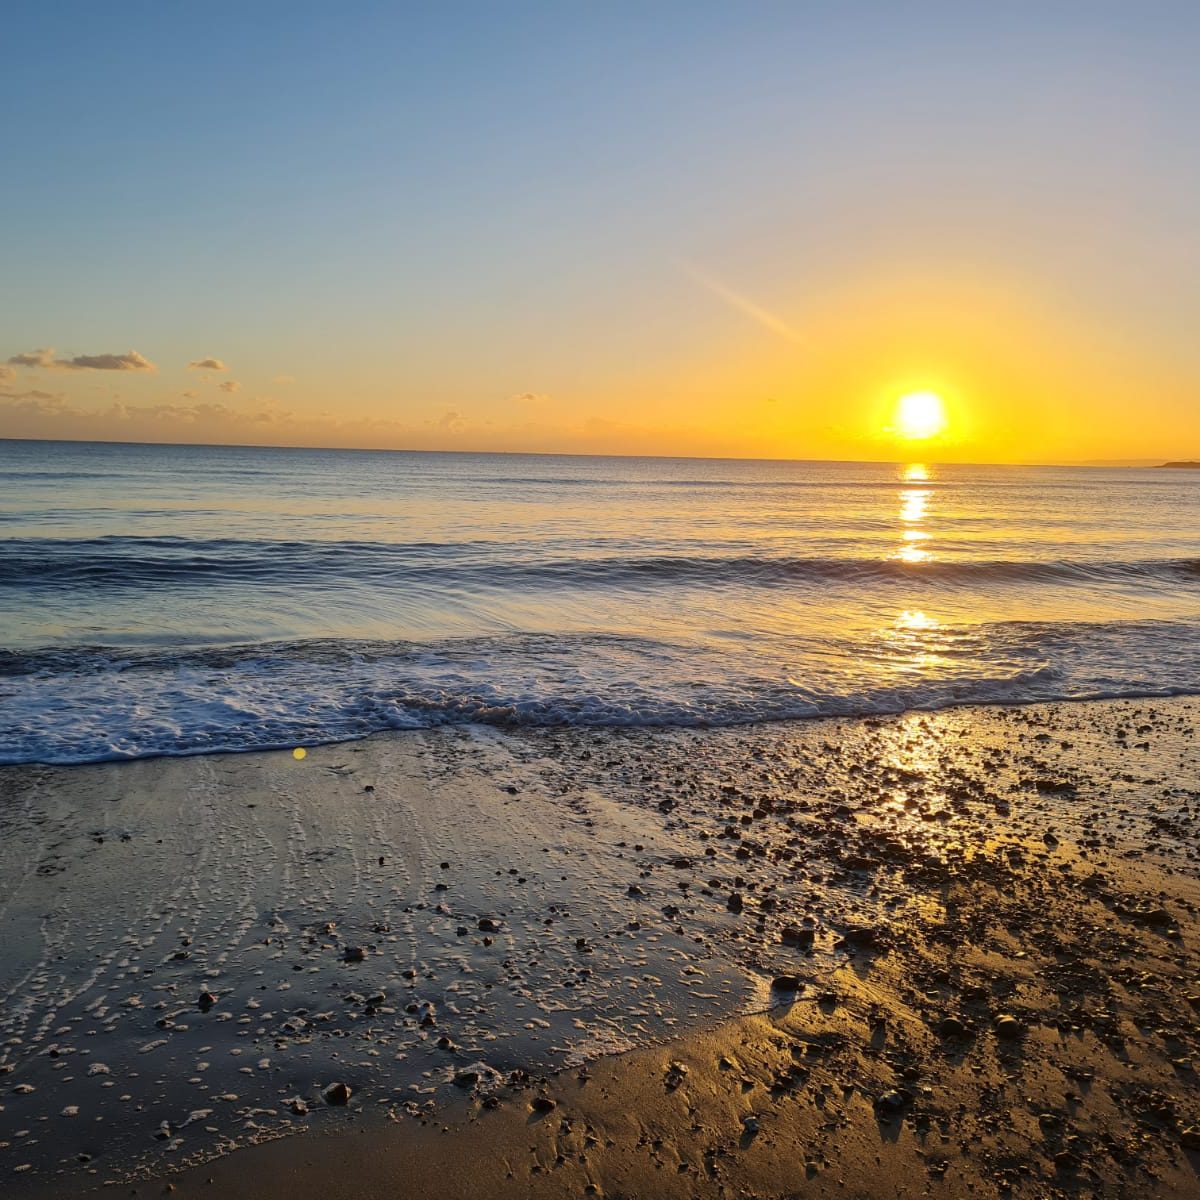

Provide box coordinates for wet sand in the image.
[3,698,1200,1198]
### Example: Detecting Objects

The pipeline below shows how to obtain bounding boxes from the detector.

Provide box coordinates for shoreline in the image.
[8,681,1200,770]
[4,697,1199,1197]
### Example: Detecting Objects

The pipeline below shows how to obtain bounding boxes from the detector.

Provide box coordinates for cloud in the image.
[218,380,241,394]
[6,347,156,371]
[188,357,228,371]
[66,350,156,371]
[0,364,13,381]
[436,410,466,431]
[7,348,56,367]
[0,387,62,404]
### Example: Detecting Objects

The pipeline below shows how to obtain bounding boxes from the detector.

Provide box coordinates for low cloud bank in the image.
[7,348,156,372]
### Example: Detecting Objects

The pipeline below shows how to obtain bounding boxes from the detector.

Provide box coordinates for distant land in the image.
[1160,461,1200,468]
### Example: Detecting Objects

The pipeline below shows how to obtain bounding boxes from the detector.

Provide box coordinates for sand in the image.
[3,698,1199,1198]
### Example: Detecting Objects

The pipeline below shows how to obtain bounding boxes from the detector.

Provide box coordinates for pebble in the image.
[781,925,815,947]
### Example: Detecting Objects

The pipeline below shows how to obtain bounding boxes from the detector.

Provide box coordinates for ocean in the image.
[1,438,1198,764]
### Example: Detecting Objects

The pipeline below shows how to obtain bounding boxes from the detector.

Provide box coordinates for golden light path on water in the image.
[883,463,949,682]
[895,461,933,564]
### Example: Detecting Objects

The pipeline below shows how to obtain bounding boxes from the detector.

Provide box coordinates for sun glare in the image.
[894,391,948,440]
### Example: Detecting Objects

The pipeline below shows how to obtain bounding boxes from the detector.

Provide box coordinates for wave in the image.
[1,537,1197,591]
[2,620,1199,764]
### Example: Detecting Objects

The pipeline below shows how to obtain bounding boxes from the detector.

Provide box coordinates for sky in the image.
[2,1,1198,463]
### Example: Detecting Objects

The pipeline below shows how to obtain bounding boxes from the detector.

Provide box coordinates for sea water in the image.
[2,439,1198,763]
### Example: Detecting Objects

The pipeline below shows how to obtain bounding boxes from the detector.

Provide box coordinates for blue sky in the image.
[3,2,1199,459]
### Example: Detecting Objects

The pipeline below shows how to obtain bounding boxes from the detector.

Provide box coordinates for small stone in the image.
[343,946,366,963]
[477,918,500,933]
[839,924,882,948]
[771,974,802,992]
[938,1016,967,1038]
[875,1089,909,1115]
[453,1070,480,1089]
[197,991,217,1012]
[289,1098,309,1116]
[781,925,815,948]
[530,1095,556,1113]
[993,1014,1023,1040]
[323,1082,352,1105]
[726,892,744,914]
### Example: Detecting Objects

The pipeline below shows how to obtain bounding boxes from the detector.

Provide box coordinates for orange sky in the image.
[3,7,1198,464]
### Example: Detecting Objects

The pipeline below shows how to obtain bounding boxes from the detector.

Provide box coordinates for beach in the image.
[8,3,1200,1195]
[5,696,1199,1198]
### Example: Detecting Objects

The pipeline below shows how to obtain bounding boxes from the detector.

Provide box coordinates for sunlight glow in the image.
[894,392,948,440]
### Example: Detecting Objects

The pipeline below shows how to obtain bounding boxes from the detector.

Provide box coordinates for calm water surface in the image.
[2,439,1199,762]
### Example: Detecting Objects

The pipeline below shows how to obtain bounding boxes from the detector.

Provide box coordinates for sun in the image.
[893,391,948,440]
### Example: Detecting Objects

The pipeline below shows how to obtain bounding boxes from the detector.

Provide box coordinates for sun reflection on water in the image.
[895,608,937,630]
[894,462,933,563]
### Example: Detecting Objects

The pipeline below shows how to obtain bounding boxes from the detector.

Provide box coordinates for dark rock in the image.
[771,974,802,992]
[993,1014,1023,1040]
[839,924,883,948]
[937,1016,967,1038]
[343,946,366,963]
[197,991,217,1012]
[875,1089,910,1115]
[781,925,815,947]
[323,1082,352,1106]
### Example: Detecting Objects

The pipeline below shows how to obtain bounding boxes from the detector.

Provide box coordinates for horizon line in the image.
[0,434,1179,471]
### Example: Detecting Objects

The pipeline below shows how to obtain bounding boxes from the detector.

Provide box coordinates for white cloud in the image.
[188,357,228,371]
[218,380,241,394]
